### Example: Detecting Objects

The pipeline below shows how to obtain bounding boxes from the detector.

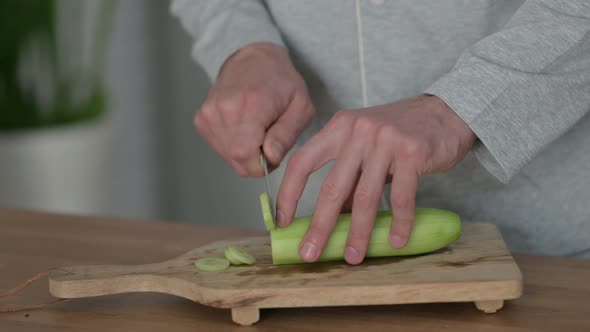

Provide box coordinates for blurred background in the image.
[0,0,275,230]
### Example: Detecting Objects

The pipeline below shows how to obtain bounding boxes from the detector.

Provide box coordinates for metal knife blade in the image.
[259,147,276,225]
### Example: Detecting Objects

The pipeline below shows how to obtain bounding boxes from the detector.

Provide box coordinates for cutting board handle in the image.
[49,261,262,325]
[49,262,175,299]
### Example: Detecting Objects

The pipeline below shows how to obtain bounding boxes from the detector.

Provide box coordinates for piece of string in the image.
[0,268,73,313]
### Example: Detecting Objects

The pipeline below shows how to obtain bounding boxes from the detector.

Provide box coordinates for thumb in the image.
[263,94,315,166]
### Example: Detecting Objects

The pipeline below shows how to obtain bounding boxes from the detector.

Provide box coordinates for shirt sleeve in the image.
[425,0,590,183]
[169,0,286,82]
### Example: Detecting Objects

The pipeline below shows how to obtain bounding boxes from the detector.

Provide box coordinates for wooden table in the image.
[0,209,589,331]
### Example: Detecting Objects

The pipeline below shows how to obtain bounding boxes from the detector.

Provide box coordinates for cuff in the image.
[425,60,525,183]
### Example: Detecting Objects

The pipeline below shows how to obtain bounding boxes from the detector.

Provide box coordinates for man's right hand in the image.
[194,43,315,176]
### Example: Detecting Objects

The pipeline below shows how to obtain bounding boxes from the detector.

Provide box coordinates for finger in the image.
[389,164,419,249]
[229,120,267,176]
[263,93,315,166]
[341,174,360,213]
[207,88,244,129]
[227,96,278,177]
[195,106,238,171]
[345,147,390,265]
[275,119,350,228]
[299,134,366,262]
[198,90,261,176]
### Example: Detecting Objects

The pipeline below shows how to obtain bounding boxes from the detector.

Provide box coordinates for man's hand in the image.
[276,94,476,265]
[194,43,315,176]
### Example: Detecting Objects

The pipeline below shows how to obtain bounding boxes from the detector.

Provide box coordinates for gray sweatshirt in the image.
[170,0,590,258]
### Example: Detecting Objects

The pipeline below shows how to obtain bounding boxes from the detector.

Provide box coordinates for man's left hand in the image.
[275,94,476,265]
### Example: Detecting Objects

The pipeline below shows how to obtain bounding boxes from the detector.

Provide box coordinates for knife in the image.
[259,147,276,225]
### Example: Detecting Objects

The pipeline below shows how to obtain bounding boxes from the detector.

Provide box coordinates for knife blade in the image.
[259,147,276,225]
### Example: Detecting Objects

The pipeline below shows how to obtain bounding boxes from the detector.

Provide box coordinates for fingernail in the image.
[272,142,284,161]
[345,246,361,264]
[391,235,406,248]
[301,242,317,261]
[276,209,286,226]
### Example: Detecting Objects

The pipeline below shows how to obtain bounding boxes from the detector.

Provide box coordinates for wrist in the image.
[423,94,477,143]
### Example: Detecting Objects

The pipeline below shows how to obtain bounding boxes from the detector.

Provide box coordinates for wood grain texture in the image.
[48,222,522,325]
[1,209,589,331]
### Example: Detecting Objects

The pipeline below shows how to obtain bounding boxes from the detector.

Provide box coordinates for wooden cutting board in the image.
[49,222,522,326]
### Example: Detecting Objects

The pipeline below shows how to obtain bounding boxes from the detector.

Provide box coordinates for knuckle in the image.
[391,192,412,210]
[234,166,249,177]
[327,110,354,129]
[376,126,397,145]
[404,140,422,156]
[242,87,261,105]
[286,152,305,173]
[214,93,244,115]
[199,102,216,123]
[352,117,376,137]
[353,184,372,206]
[321,179,342,202]
[213,98,231,114]
[396,138,426,160]
[271,125,297,147]
[229,142,251,161]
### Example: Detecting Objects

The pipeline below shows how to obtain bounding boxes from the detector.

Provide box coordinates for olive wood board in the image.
[49,222,523,326]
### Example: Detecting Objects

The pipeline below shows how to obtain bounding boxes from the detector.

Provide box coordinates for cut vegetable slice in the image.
[225,245,256,265]
[194,257,230,272]
[224,246,243,265]
[270,208,461,265]
[259,192,275,231]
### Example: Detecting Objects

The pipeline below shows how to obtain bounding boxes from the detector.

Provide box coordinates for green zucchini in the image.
[269,208,461,265]
[224,246,244,265]
[194,257,230,272]
[224,245,256,265]
[259,192,276,231]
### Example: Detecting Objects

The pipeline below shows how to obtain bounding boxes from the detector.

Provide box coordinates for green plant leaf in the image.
[0,0,114,130]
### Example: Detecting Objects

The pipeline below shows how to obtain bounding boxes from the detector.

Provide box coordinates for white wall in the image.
[106,0,161,220]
